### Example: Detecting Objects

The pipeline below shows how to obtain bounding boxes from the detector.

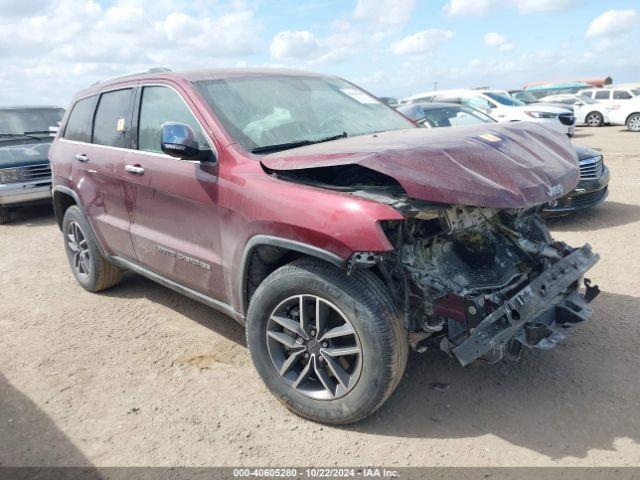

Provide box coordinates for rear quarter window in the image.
[613,90,632,100]
[63,96,96,143]
[92,89,134,148]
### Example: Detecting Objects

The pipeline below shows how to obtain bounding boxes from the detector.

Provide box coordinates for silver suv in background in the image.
[0,106,64,224]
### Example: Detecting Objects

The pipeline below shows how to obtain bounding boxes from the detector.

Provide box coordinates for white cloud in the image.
[484,32,514,51]
[484,32,506,46]
[0,0,55,16]
[269,30,320,59]
[444,0,498,17]
[390,29,455,55]
[353,0,417,25]
[509,0,577,14]
[446,0,579,16]
[586,9,637,38]
[0,0,262,105]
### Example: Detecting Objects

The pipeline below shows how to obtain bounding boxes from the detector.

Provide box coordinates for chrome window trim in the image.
[136,83,218,160]
[60,82,218,163]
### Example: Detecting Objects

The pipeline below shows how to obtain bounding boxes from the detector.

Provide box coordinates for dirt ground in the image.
[1,126,639,468]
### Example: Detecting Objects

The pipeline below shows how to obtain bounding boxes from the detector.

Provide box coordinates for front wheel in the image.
[627,113,640,132]
[246,259,408,424]
[586,111,604,127]
[62,206,123,292]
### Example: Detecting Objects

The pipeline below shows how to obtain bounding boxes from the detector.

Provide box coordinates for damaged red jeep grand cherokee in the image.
[50,69,600,424]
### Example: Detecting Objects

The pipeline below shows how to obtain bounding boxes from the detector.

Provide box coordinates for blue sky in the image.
[0,0,638,106]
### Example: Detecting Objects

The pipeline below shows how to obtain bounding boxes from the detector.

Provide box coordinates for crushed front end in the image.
[357,204,600,366]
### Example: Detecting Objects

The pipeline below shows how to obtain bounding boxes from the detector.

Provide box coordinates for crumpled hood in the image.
[261,122,579,209]
[0,141,51,169]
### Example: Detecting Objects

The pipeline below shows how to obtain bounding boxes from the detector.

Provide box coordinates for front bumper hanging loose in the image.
[452,244,600,367]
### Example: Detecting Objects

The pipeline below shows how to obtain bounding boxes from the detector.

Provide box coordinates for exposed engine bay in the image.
[359,205,600,365]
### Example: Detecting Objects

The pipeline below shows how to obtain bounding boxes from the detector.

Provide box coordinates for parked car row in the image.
[402,88,576,136]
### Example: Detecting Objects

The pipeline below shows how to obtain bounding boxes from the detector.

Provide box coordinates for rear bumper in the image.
[543,167,610,216]
[0,181,52,206]
[452,244,599,366]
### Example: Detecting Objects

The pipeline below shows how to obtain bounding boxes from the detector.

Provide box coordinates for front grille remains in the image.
[579,156,604,180]
[570,188,607,208]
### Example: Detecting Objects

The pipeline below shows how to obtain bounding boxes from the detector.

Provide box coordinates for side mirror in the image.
[161,122,201,158]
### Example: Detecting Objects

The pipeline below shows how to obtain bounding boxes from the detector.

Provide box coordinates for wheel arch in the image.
[238,235,347,317]
[52,186,82,230]
[626,111,640,125]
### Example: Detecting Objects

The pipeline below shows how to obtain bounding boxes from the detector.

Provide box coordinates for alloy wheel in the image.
[66,221,91,280]
[587,113,602,127]
[266,294,362,400]
[629,115,640,132]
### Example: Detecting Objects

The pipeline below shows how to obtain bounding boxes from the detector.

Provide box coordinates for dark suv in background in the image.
[50,69,600,424]
[0,106,64,224]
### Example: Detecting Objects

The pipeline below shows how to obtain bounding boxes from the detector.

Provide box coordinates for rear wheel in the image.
[62,206,123,292]
[0,206,10,224]
[246,259,408,424]
[627,113,640,132]
[586,111,604,127]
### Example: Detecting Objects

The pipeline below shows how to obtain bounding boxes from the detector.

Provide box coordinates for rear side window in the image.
[93,89,134,148]
[137,86,209,154]
[613,90,632,100]
[64,96,96,142]
[595,90,610,100]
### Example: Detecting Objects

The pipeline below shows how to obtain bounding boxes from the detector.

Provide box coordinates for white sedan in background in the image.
[402,89,576,136]
[540,94,610,127]
[609,98,640,132]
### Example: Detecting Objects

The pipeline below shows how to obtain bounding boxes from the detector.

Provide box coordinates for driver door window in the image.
[138,86,209,154]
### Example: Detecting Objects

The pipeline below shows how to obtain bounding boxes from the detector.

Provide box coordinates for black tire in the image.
[0,205,10,225]
[246,259,408,425]
[62,205,123,292]
[585,111,604,127]
[627,113,640,132]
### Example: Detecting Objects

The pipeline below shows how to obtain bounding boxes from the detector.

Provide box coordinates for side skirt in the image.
[109,256,245,325]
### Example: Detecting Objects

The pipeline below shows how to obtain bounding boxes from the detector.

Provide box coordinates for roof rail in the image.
[91,67,173,86]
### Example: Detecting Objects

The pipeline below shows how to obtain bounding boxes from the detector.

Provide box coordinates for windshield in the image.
[483,92,525,107]
[0,108,64,136]
[579,95,597,104]
[513,91,538,104]
[195,75,414,152]
[421,106,495,127]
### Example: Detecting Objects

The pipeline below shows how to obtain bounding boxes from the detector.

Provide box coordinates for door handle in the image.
[73,153,89,162]
[125,164,145,175]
